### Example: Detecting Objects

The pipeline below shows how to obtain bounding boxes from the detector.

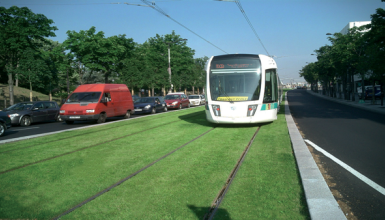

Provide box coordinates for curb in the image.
[285,92,346,220]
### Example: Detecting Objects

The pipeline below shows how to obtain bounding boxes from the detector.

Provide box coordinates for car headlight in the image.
[144,105,151,109]
[172,101,178,105]
[86,109,95,113]
[9,113,19,118]
[60,110,65,114]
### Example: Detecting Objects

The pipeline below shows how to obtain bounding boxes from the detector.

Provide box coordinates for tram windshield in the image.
[209,55,262,102]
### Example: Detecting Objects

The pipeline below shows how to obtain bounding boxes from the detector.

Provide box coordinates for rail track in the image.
[0,111,204,175]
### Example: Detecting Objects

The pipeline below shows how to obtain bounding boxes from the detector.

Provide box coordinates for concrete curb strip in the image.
[285,92,346,220]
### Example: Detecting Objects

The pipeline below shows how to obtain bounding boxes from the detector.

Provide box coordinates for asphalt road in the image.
[288,89,385,220]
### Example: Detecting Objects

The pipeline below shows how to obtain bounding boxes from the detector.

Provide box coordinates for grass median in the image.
[213,93,310,219]
[0,96,309,219]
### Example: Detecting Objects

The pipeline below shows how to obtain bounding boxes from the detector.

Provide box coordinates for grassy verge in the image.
[63,125,260,219]
[0,97,309,219]
[213,93,310,219]
[0,108,208,219]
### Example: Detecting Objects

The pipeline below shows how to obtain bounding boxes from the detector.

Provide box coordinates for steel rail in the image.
[0,112,203,175]
[0,110,202,154]
[203,126,261,220]
[51,127,216,220]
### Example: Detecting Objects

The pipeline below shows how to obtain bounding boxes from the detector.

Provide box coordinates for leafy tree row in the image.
[0,6,208,106]
[300,8,385,102]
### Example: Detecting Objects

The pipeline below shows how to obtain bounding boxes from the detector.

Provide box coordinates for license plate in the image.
[70,116,80,119]
[135,109,142,111]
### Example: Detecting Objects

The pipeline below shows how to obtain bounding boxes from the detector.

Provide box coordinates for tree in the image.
[63,27,134,83]
[0,6,57,105]
[18,47,48,101]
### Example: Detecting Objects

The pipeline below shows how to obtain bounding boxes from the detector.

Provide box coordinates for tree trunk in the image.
[371,81,376,104]
[192,86,195,95]
[66,68,70,95]
[151,86,154,97]
[198,87,200,95]
[131,88,134,96]
[30,81,33,102]
[8,72,14,106]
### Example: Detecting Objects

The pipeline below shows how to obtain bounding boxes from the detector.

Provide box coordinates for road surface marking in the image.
[305,139,385,196]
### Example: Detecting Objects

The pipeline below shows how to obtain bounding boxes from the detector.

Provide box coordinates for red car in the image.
[164,93,190,109]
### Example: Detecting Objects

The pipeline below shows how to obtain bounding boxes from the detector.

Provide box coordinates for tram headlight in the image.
[211,105,221,116]
[247,105,258,116]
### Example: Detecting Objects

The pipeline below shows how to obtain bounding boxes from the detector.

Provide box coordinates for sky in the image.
[1,0,384,84]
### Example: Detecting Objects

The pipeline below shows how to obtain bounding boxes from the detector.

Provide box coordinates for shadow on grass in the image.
[178,110,273,128]
[187,204,232,220]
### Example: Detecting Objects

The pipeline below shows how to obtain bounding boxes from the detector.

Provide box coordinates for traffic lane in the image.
[0,114,145,141]
[288,89,385,187]
[309,144,385,219]
[288,89,385,219]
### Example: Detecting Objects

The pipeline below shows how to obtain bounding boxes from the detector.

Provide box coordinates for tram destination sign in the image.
[211,58,260,69]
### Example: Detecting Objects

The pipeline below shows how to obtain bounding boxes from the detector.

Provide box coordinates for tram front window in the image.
[209,56,262,102]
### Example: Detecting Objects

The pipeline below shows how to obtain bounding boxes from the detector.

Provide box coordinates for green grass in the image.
[0,97,309,219]
[213,94,309,220]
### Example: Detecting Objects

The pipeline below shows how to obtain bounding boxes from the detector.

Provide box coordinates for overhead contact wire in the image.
[235,0,270,56]
[140,0,228,54]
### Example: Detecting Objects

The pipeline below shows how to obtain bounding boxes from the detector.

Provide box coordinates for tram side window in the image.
[263,69,278,103]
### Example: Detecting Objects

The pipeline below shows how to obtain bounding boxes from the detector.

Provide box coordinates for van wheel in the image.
[56,114,63,122]
[65,120,74,125]
[163,106,167,112]
[0,123,5,136]
[151,107,156,114]
[124,111,130,119]
[97,113,106,123]
[20,116,31,127]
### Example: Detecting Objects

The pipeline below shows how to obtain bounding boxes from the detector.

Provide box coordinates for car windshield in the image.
[164,95,180,100]
[189,95,200,99]
[5,103,34,111]
[135,97,155,103]
[66,92,102,103]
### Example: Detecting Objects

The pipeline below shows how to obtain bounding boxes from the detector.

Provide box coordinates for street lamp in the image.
[165,39,187,94]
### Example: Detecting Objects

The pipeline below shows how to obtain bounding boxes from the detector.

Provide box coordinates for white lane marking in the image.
[305,139,385,196]
[12,127,40,131]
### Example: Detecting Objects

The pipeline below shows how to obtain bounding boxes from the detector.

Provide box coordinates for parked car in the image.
[0,111,11,136]
[134,96,167,114]
[164,93,190,109]
[132,95,140,103]
[60,84,134,124]
[365,85,382,100]
[3,101,62,126]
[188,95,205,106]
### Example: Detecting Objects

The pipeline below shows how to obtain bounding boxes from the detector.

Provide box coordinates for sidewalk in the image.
[307,90,385,115]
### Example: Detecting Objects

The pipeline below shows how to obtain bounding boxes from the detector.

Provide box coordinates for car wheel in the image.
[151,107,156,114]
[124,111,130,119]
[179,104,182,109]
[163,106,168,112]
[97,113,106,124]
[0,123,5,136]
[20,116,31,127]
[56,114,63,122]
[65,120,74,125]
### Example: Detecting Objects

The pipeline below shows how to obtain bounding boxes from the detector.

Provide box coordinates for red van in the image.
[60,84,134,124]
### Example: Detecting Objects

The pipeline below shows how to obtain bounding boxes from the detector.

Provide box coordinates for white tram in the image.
[205,54,283,124]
